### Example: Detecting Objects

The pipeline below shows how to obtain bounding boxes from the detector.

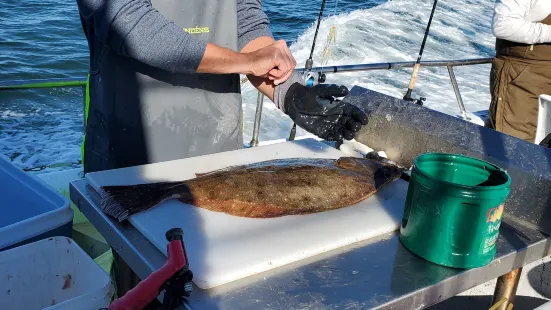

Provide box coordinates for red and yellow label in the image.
[486,204,504,223]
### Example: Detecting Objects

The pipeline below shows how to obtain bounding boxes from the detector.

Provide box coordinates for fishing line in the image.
[403,0,438,106]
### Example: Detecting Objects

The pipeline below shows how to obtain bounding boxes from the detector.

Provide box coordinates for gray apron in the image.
[83,0,242,173]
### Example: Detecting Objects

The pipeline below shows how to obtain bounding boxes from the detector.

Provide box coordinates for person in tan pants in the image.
[488,0,551,143]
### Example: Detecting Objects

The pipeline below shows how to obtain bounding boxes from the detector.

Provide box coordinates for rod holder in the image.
[249,92,264,147]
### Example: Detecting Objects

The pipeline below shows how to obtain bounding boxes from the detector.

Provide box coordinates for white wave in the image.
[241,0,496,143]
[0,113,82,173]
[1,111,29,118]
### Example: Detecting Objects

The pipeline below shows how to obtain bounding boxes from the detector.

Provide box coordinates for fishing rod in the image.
[402,0,439,106]
[289,0,328,141]
[306,0,326,74]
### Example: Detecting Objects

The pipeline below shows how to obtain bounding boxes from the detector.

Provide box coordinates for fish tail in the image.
[365,152,407,171]
[99,181,190,222]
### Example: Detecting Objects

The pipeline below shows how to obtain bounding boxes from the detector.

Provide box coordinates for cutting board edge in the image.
[191,222,402,290]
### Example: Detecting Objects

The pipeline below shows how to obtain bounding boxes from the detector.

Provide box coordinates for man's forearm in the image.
[240,36,277,101]
[201,38,295,82]
[197,43,255,75]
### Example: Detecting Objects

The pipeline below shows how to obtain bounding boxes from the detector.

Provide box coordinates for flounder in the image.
[99,157,403,222]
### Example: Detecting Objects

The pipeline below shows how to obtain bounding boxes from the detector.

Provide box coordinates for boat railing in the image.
[0,57,494,149]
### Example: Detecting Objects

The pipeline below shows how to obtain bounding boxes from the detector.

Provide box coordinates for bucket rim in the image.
[412,152,511,190]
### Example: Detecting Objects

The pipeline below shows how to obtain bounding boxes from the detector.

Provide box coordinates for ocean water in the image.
[0,0,496,173]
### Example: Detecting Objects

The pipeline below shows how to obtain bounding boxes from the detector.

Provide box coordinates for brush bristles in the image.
[99,181,186,222]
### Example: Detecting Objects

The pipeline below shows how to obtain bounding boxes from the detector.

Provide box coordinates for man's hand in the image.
[247,40,296,85]
[282,83,369,142]
[197,40,295,85]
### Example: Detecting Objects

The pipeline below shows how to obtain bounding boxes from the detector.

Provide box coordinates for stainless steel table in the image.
[70,179,551,309]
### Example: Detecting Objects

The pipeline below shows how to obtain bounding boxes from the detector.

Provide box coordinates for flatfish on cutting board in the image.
[98,157,403,222]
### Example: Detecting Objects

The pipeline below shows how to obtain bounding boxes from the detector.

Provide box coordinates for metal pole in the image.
[296,58,493,74]
[447,65,470,121]
[490,268,522,310]
[250,92,264,147]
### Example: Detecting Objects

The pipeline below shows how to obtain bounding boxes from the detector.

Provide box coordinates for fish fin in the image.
[365,152,407,171]
[99,181,192,222]
[335,157,361,170]
[194,164,243,178]
[195,170,225,178]
[374,165,403,189]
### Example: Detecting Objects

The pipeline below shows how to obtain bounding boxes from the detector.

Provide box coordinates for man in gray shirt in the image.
[76,0,368,176]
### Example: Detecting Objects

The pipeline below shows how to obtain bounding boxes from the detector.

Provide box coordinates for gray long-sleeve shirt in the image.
[75,0,274,73]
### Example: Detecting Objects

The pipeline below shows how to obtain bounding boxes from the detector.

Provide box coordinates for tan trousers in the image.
[489,56,551,142]
[488,14,551,143]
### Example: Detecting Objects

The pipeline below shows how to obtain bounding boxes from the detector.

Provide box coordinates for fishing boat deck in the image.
[70,176,551,310]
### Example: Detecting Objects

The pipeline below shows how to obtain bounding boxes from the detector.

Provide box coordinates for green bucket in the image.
[399,153,511,269]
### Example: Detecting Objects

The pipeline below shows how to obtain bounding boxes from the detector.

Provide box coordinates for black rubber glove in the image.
[282,82,369,142]
[539,133,551,148]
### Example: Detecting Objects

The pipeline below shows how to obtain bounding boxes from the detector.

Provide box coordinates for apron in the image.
[489,14,551,143]
[82,0,241,173]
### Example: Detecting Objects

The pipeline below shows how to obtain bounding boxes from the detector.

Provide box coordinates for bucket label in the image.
[479,204,504,255]
[486,204,504,224]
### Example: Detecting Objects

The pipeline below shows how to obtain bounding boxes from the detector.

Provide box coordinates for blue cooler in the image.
[0,156,73,251]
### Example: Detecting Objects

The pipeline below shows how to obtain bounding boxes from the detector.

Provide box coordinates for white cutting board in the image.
[85,139,409,289]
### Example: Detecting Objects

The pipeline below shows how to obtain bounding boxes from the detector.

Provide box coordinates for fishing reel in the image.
[303,59,326,87]
[405,96,426,106]
[403,89,426,106]
[303,71,326,87]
